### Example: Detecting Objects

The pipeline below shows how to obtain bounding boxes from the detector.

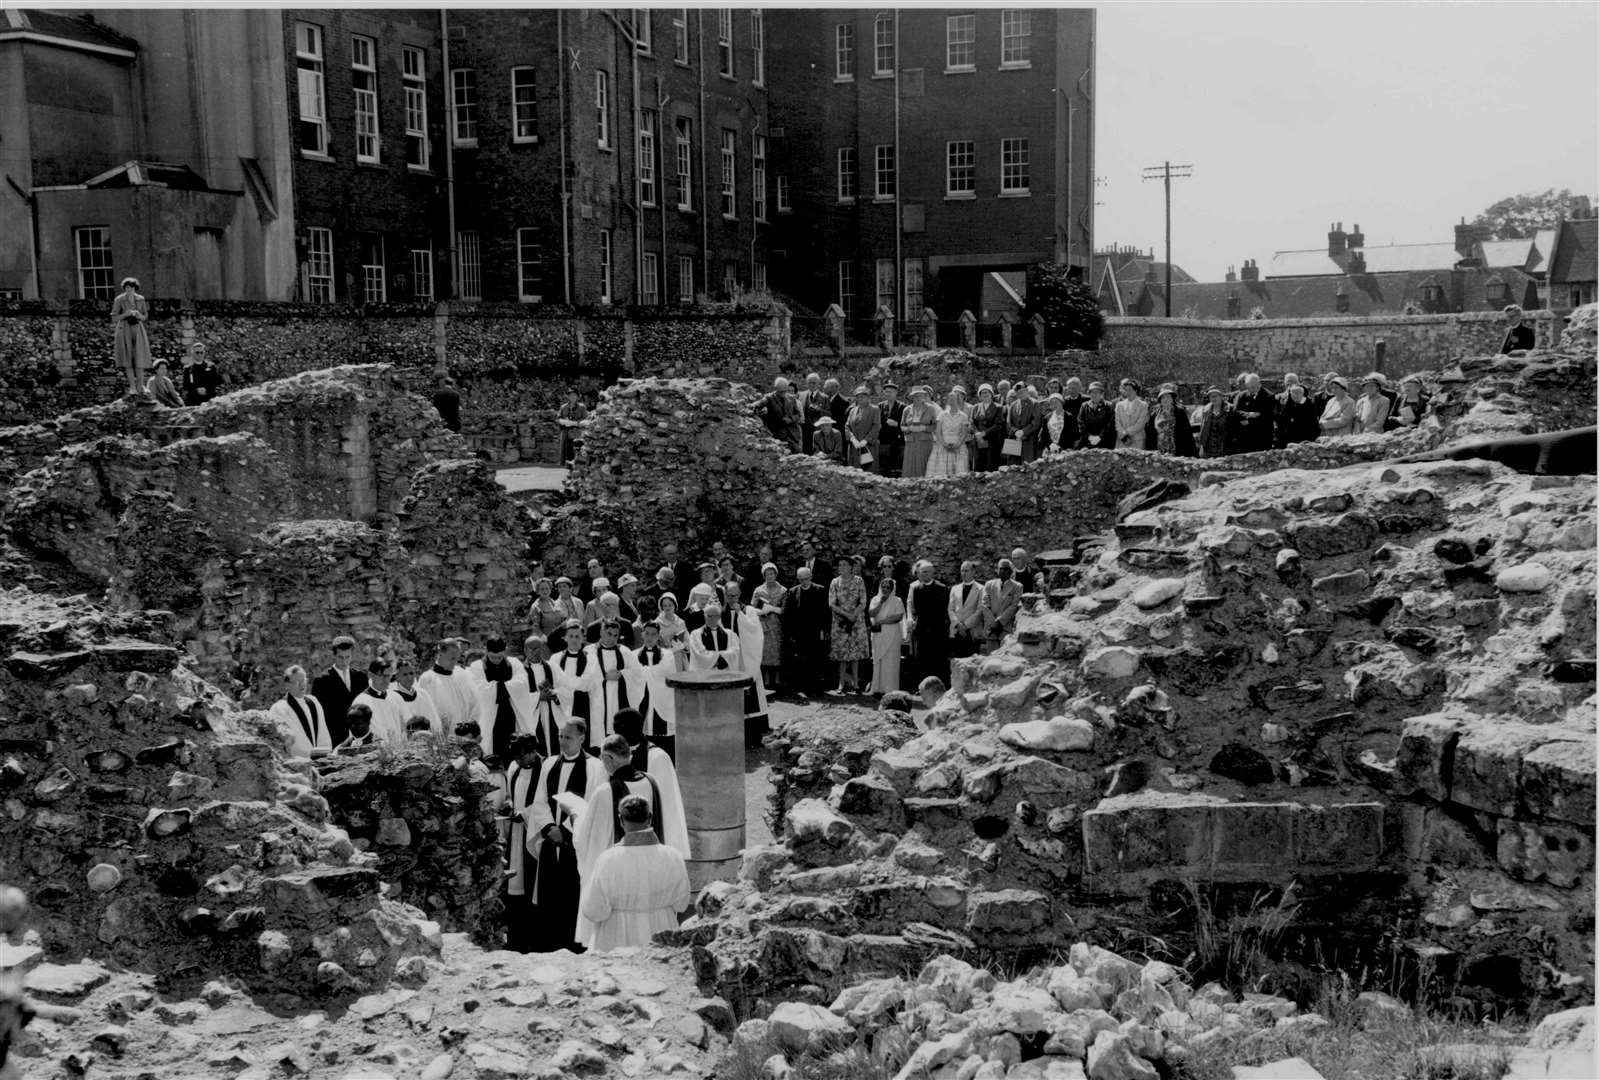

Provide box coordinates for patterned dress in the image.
[828,574,869,661]
[926,406,973,476]
[752,581,787,665]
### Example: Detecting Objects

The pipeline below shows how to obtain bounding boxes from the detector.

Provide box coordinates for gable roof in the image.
[1266,249,1344,278]
[1548,218,1597,285]
[1141,264,1539,320]
[1480,238,1536,271]
[2,10,138,56]
[1355,243,1463,274]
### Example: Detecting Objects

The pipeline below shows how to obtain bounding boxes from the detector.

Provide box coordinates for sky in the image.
[1090,1,1599,282]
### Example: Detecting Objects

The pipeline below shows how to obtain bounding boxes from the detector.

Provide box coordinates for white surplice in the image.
[577,837,691,952]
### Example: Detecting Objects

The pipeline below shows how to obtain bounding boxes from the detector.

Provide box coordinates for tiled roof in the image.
[6,10,138,53]
[1138,265,1540,320]
[1266,249,1344,278]
[1356,243,1463,274]
[1549,218,1597,285]
[1531,228,1557,274]
[1480,238,1535,270]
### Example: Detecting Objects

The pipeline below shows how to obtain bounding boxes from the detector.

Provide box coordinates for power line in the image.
[1140,161,1192,318]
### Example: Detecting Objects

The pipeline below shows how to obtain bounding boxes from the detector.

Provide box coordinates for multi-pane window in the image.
[837,147,856,202]
[402,46,429,169]
[595,70,610,148]
[675,118,693,210]
[305,226,333,302]
[776,174,791,212]
[947,140,975,196]
[838,260,855,317]
[295,23,326,155]
[751,10,764,85]
[1001,137,1030,193]
[362,235,386,303]
[835,24,855,79]
[672,9,689,63]
[598,230,612,303]
[752,134,767,221]
[410,246,433,300]
[873,14,894,76]
[638,111,658,206]
[904,258,925,314]
[512,67,537,142]
[678,255,694,303]
[719,129,736,218]
[457,230,481,301]
[1001,9,1031,66]
[517,227,541,301]
[946,14,975,71]
[753,260,767,294]
[722,260,738,298]
[451,68,478,145]
[641,252,660,305]
[875,258,895,315]
[717,9,733,77]
[75,227,114,301]
[875,144,895,200]
[352,36,380,162]
[633,9,652,53]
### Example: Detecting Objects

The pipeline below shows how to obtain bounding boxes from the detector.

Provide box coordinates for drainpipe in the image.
[697,10,709,296]
[893,10,902,324]
[557,9,572,303]
[1081,12,1096,264]
[658,74,668,306]
[440,10,458,299]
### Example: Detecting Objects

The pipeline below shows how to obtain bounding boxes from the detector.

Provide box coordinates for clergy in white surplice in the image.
[552,620,594,742]
[527,719,608,953]
[629,622,683,757]
[501,735,545,953]
[356,659,408,746]
[688,597,770,746]
[577,793,691,953]
[416,638,479,739]
[387,657,441,740]
[579,619,643,748]
[467,636,536,762]
[520,633,576,759]
[268,665,331,759]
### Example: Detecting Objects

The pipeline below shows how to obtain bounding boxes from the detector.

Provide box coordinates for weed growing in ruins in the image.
[1184,878,1302,993]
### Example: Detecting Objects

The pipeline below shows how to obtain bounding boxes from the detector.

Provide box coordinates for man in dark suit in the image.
[797,541,832,590]
[784,566,832,694]
[755,377,803,453]
[877,380,907,477]
[658,542,697,608]
[576,558,605,606]
[1230,373,1277,454]
[1059,377,1087,451]
[1006,390,1043,464]
[823,378,849,431]
[905,561,952,689]
[312,635,368,746]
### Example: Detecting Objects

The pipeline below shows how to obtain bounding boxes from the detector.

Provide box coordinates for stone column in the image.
[667,669,751,892]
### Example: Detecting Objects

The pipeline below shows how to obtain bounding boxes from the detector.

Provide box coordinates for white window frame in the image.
[678,255,695,303]
[402,46,430,170]
[672,9,690,64]
[838,260,855,318]
[457,230,481,301]
[296,22,327,157]
[595,69,611,149]
[598,229,613,304]
[753,260,767,294]
[837,146,856,203]
[362,235,386,304]
[945,14,976,72]
[904,257,925,314]
[634,9,652,54]
[720,128,736,219]
[352,35,380,163]
[875,258,895,316]
[1000,9,1032,68]
[1001,137,1030,194]
[722,259,738,298]
[776,174,791,213]
[873,14,894,77]
[751,9,764,86]
[75,226,114,301]
[641,251,660,305]
[752,133,767,222]
[410,245,433,300]
[946,140,975,197]
[675,117,693,210]
[717,9,734,77]
[835,23,855,81]
[875,143,895,202]
[638,110,658,207]
[511,66,538,143]
[516,227,542,302]
[451,68,478,146]
[305,226,334,303]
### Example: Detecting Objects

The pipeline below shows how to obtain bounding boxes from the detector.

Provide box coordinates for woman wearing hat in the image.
[750,563,788,692]
[1197,386,1231,458]
[927,385,973,476]
[111,276,153,396]
[828,555,870,693]
[844,385,882,471]
[970,384,1006,471]
[1040,394,1072,456]
[1076,381,1115,449]
[1317,376,1357,437]
[1353,373,1392,434]
[1115,379,1150,450]
[811,415,844,463]
[548,577,585,651]
[654,593,689,656]
[529,577,568,640]
[1389,374,1430,430]
[901,385,940,478]
[1146,383,1196,457]
[1275,379,1321,446]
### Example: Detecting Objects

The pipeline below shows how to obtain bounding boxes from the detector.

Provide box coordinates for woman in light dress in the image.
[1115,379,1150,450]
[926,385,973,476]
[1318,376,1358,437]
[529,577,568,640]
[110,277,152,396]
[750,563,787,693]
[867,574,905,696]
[1040,394,1071,457]
[654,594,689,667]
[1353,374,1392,434]
[828,555,869,693]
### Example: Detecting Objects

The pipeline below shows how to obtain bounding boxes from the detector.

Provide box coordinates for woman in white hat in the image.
[900,385,941,478]
[1318,376,1357,437]
[927,384,973,476]
[1353,373,1392,434]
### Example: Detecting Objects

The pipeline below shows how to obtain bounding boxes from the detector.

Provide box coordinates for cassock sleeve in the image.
[667,852,692,914]
[648,749,692,860]
[578,856,613,927]
[545,663,578,718]
[526,759,557,840]
[573,780,616,880]
[733,610,768,714]
[506,659,537,736]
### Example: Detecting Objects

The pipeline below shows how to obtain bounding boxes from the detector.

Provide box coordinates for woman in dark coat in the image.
[1276,381,1322,445]
[969,384,1007,471]
[1145,383,1197,456]
[1075,381,1116,449]
[1196,386,1231,458]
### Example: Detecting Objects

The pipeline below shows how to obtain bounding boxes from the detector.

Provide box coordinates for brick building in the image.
[764,8,1096,337]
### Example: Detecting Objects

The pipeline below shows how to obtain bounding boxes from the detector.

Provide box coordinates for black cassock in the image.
[531,754,590,952]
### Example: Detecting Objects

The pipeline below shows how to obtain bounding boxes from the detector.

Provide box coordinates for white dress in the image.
[926,406,972,476]
[578,837,691,952]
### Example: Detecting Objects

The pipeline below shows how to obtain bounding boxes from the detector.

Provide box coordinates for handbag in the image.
[859,450,874,465]
[1002,437,1022,457]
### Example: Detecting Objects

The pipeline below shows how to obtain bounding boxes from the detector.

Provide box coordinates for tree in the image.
[1022,263,1103,350]
[1470,189,1589,240]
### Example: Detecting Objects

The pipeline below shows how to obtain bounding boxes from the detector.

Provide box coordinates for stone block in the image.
[1285,511,1378,559]
[1452,722,1577,818]
[1292,803,1384,868]
[999,716,1095,753]
[1395,713,1463,801]
[1212,802,1295,874]
[1519,738,1596,827]
[1083,792,1223,879]
[1495,818,1593,888]
[966,889,1051,936]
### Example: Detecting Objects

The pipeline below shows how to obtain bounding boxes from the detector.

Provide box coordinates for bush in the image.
[1023,262,1104,350]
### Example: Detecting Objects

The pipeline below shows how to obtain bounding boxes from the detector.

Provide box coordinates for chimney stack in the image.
[1454,217,1481,258]
[1240,259,1260,283]
[1348,222,1365,248]
[1328,222,1348,259]
[1225,265,1237,283]
[1347,250,1366,274]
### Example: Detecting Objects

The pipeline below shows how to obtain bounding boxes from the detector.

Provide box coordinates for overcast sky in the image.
[1091,1,1599,281]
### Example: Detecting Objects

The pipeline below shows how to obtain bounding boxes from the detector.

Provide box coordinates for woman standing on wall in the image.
[110,277,152,396]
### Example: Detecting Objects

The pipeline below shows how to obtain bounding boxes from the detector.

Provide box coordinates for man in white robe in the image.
[387,656,441,737]
[522,633,576,759]
[629,622,682,759]
[552,620,593,738]
[501,735,545,952]
[612,708,688,862]
[692,596,770,747]
[267,665,330,759]
[581,620,643,748]
[417,638,478,739]
[527,719,608,952]
[578,793,690,952]
[574,735,691,882]
[355,659,407,746]
[468,636,536,762]
[687,600,742,672]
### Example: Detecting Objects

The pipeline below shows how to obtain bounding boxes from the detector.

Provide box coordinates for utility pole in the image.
[1141,161,1192,317]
